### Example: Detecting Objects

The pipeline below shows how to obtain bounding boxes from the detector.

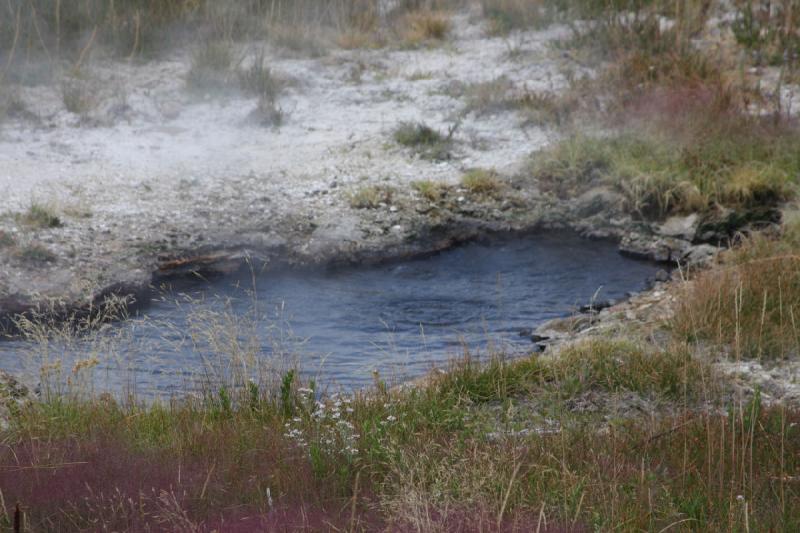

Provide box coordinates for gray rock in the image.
[654,269,670,282]
[684,244,719,267]
[573,187,625,218]
[619,233,692,264]
[658,213,698,240]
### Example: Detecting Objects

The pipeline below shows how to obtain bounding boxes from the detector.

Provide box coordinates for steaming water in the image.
[1,234,664,396]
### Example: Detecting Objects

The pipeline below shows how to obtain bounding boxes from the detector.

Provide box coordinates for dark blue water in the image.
[0,234,663,395]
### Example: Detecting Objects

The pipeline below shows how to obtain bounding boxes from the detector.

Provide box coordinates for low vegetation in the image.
[399,9,452,46]
[3,0,800,530]
[348,184,396,209]
[480,0,549,35]
[462,76,577,126]
[19,203,62,229]
[2,334,798,530]
[674,223,800,361]
[411,179,446,201]
[530,101,800,218]
[60,75,98,117]
[393,121,455,161]
[16,242,57,264]
[461,168,503,197]
[185,40,236,93]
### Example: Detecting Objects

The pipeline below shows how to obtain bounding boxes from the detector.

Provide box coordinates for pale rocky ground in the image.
[0,11,585,309]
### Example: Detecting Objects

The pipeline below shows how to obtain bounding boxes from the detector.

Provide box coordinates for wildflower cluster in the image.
[282,390,360,459]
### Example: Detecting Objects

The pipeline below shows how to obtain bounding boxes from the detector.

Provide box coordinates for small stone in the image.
[654,269,669,282]
[658,214,698,240]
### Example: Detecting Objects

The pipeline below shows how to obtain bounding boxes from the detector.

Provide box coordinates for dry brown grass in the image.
[399,9,452,46]
[673,229,800,360]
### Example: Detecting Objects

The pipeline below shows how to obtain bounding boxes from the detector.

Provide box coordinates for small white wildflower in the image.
[346,407,354,413]
[386,415,397,422]
[332,412,341,419]
[298,387,313,394]
[737,495,745,502]
[292,417,302,423]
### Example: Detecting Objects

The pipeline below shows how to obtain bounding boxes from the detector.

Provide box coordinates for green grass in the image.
[530,117,800,218]
[2,338,798,530]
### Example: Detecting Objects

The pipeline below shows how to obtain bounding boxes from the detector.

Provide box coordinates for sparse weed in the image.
[411,179,446,201]
[17,243,56,264]
[461,168,503,197]
[463,76,575,125]
[20,203,62,229]
[348,185,395,209]
[185,40,236,93]
[238,51,282,101]
[674,232,800,360]
[393,121,454,160]
[732,0,800,67]
[61,76,98,116]
[480,0,548,35]
[399,9,451,46]
[268,25,328,57]
[248,93,285,128]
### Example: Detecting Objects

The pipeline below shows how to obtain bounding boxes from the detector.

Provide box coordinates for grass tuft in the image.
[461,168,503,197]
[393,121,454,160]
[411,179,446,201]
[674,232,800,360]
[348,185,395,209]
[20,203,62,229]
